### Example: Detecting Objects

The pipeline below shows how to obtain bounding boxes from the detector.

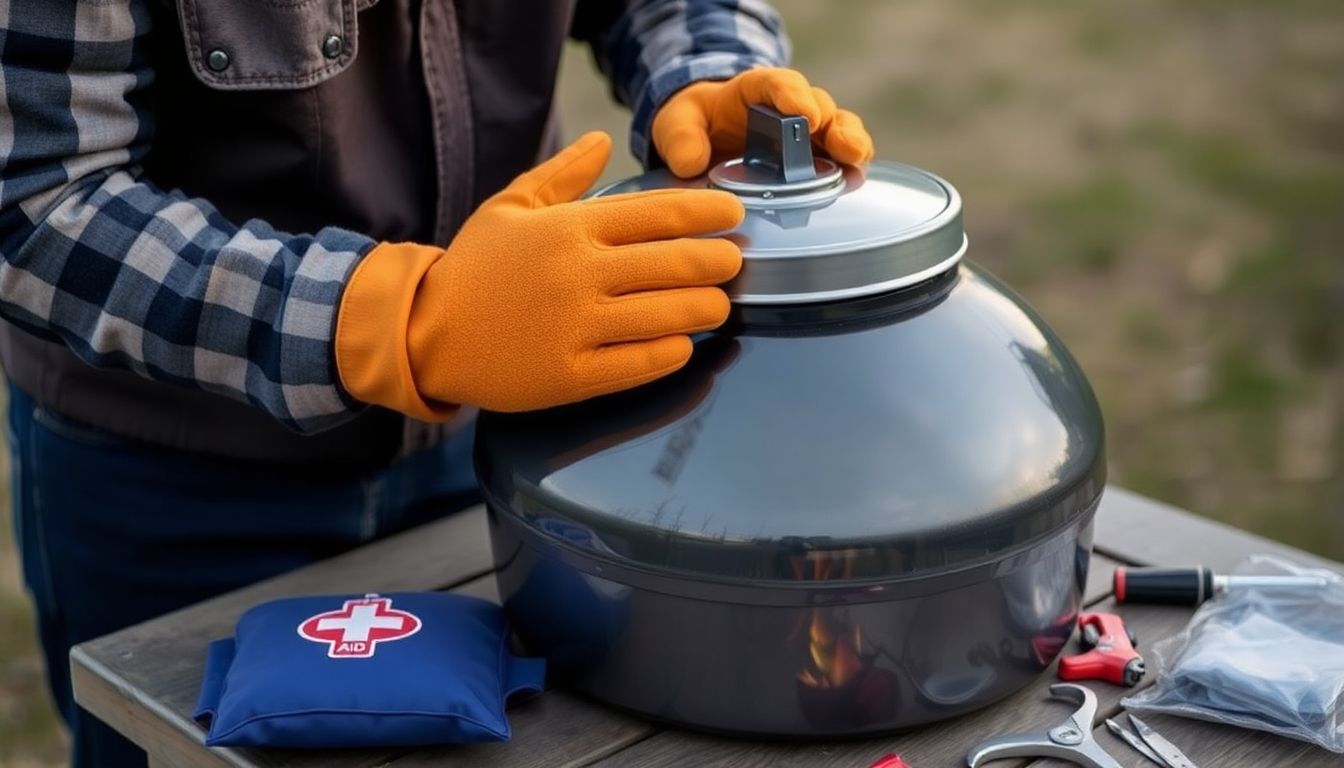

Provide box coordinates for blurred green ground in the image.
[2,0,1341,763]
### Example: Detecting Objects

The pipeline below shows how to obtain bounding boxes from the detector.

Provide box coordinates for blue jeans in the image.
[6,383,479,768]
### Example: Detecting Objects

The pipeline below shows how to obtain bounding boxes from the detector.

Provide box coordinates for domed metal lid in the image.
[594,106,967,305]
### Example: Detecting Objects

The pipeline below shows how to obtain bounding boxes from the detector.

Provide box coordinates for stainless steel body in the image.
[476,108,1107,737]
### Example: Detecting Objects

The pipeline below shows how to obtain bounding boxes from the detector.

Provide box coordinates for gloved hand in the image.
[652,68,875,178]
[336,131,744,419]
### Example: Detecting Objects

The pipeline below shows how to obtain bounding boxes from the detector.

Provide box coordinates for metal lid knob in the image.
[708,106,844,203]
[594,105,968,305]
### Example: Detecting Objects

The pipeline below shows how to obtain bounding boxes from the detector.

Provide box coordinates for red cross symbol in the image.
[297,596,422,658]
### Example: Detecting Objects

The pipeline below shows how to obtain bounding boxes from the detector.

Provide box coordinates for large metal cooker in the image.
[476,107,1106,737]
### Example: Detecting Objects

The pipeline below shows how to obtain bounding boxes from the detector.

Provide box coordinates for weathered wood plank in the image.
[73,508,498,768]
[1092,487,1340,571]
[384,693,653,768]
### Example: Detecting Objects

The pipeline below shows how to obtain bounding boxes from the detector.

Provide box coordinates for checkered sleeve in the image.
[0,0,377,433]
[576,0,791,167]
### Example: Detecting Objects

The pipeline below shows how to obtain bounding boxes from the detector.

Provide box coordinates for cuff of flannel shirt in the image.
[334,242,457,423]
[629,52,780,169]
[323,233,381,419]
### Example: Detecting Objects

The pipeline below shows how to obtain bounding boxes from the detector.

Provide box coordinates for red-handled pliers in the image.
[1058,612,1145,686]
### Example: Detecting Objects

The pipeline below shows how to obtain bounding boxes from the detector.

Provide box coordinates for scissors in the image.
[1105,714,1200,768]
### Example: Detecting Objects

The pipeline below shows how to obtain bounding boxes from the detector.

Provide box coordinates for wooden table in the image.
[71,486,1342,768]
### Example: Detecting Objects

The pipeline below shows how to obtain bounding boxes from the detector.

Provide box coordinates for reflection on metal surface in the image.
[758,206,816,229]
[490,513,632,673]
[652,410,707,484]
[793,548,861,688]
[796,607,901,729]
[799,611,865,688]
[791,550,901,728]
[541,336,739,475]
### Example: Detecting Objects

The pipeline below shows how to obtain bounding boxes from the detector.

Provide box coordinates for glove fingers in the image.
[599,237,742,296]
[810,86,839,131]
[502,131,613,209]
[822,109,876,164]
[596,287,731,344]
[806,87,872,163]
[731,68,823,128]
[585,188,744,246]
[653,91,714,178]
[578,335,695,396]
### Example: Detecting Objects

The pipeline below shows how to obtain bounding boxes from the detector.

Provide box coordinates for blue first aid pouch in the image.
[194,592,545,748]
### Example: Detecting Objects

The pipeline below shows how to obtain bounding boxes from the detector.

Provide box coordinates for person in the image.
[0,0,873,765]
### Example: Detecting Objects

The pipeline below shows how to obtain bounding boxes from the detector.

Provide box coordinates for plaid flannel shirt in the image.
[0,0,787,433]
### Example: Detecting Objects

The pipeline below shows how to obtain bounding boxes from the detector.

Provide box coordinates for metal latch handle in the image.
[743,104,818,184]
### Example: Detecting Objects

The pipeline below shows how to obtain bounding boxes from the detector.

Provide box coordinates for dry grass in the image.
[2,0,1341,763]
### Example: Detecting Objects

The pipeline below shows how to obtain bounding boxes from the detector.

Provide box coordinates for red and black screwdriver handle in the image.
[1058,612,1146,687]
[1114,566,1216,605]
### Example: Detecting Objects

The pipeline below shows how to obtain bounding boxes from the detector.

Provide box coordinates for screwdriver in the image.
[1114,566,1329,605]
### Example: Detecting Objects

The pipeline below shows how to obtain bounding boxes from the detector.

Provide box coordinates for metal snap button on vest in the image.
[322,34,344,59]
[206,49,230,72]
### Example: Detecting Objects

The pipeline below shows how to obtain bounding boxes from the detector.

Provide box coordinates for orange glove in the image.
[652,68,875,178]
[335,132,744,419]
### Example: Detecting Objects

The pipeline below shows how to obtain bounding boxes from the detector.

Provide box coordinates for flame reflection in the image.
[793,551,862,688]
[798,611,865,688]
[790,549,899,727]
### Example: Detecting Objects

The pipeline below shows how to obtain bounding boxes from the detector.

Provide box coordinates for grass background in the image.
[2,0,1341,763]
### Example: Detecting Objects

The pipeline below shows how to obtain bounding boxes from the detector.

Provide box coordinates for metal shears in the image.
[965,683,1200,768]
[966,684,1122,768]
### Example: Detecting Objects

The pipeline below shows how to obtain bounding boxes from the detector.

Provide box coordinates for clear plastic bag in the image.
[1121,555,1344,753]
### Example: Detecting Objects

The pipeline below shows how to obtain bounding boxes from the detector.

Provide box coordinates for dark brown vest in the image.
[0,0,576,466]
